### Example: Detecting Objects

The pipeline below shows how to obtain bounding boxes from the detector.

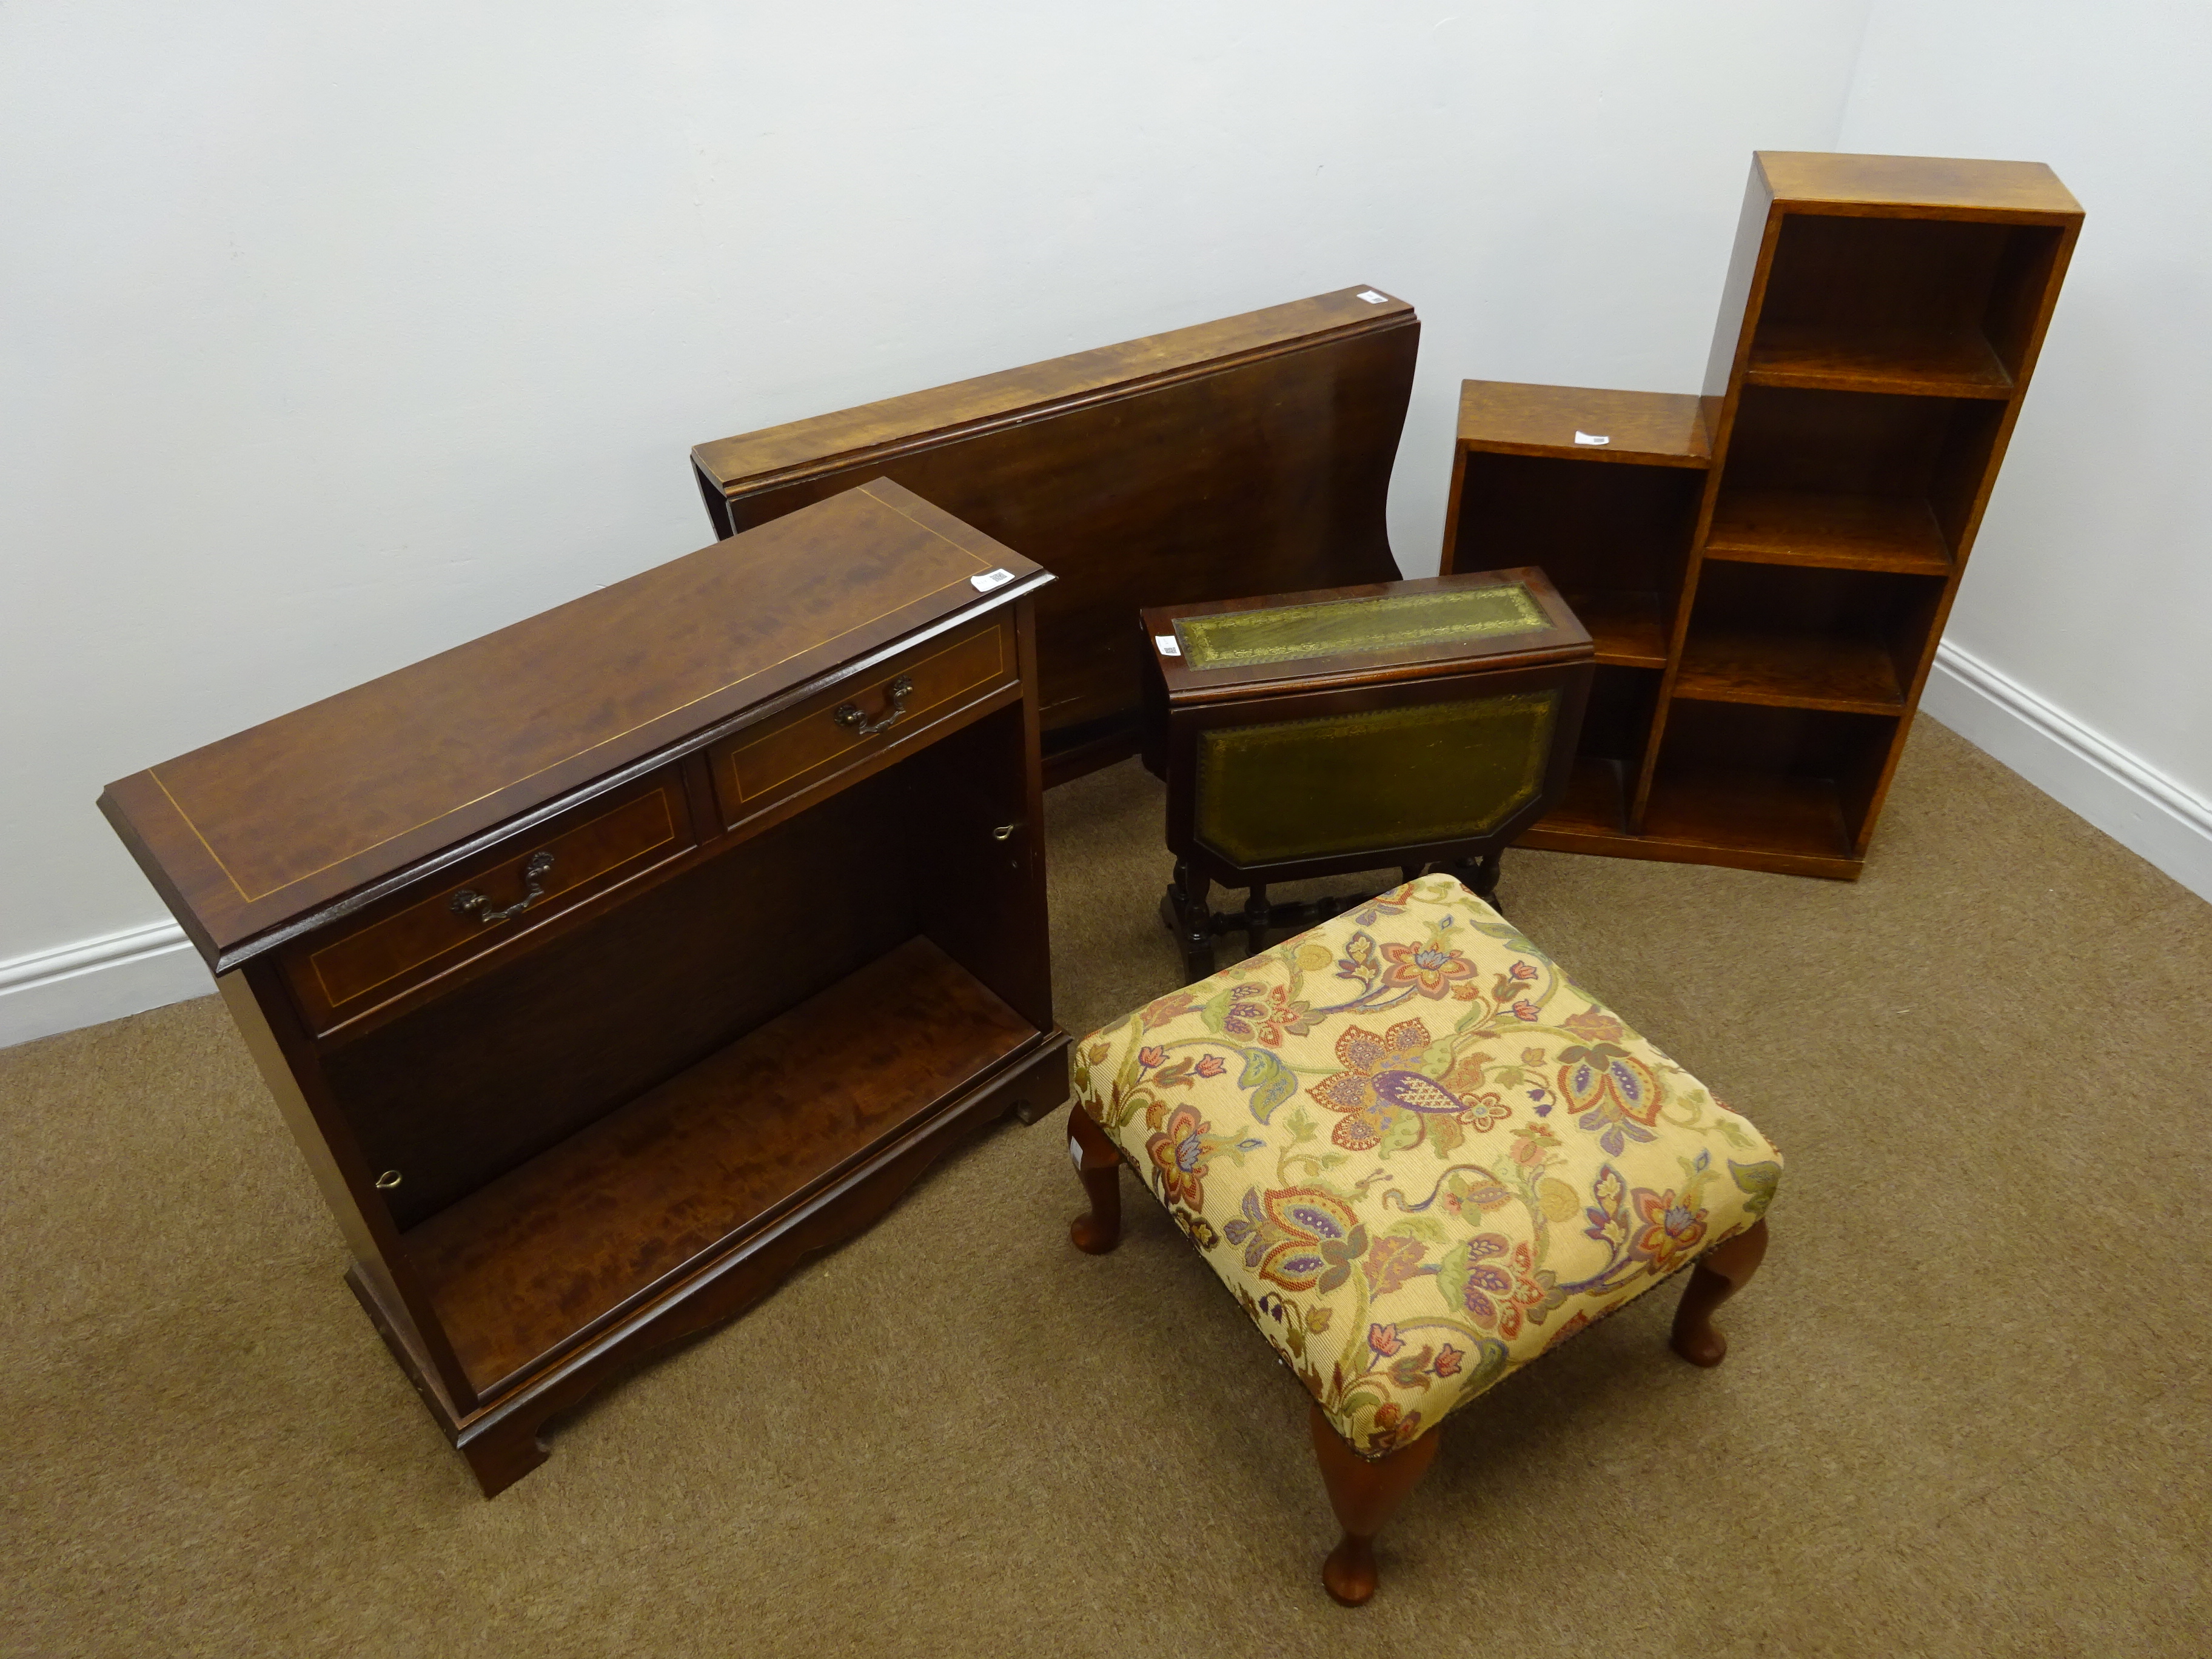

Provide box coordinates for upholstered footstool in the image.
[1064,873,1782,1605]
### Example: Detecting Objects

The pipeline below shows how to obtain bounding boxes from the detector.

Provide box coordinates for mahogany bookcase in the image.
[1440,152,2082,879]
[99,481,1068,1495]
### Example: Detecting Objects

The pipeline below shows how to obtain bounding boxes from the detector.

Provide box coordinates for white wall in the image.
[1840,0,2212,893]
[1,1,1877,1041]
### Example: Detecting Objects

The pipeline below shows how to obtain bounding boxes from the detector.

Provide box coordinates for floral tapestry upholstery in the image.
[1071,874,1781,1459]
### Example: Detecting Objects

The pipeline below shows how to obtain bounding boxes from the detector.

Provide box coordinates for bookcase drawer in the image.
[708,615,1016,831]
[281,768,695,1034]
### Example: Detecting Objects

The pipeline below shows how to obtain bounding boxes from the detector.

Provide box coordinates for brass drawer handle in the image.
[375,1170,402,1190]
[834,674,913,739]
[450,850,555,927]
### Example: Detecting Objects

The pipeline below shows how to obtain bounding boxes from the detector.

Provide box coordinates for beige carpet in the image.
[5,716,2208,1657]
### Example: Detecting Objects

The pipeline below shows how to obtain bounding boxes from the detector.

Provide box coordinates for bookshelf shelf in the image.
[1570,589,1671,668]
[1537,756,1631,837]
[1672,628,1902,716]
[1704,491,1952,575]
[1744,323,2012,400]
[1675,629,1905,714]
[408,937,1034,1398]
[1640,766,1855,867]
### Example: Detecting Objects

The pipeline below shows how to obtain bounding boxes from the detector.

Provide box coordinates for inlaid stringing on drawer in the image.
[296,778,689,1024]
[714,618,1014,825]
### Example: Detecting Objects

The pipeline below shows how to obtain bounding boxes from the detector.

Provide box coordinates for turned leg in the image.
[1243,882,1270,960]
[1441,851,1501,911]
[1437,851,1504,918]
[1471,849,1502,905]
[1309,1404,1441,1607]
[1066,1104,1124,1255]
[1669,1218,1770,1367]
[1166,860,1216,980]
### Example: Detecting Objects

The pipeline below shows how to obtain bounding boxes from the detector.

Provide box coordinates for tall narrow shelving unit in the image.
[1440,153,2081,879]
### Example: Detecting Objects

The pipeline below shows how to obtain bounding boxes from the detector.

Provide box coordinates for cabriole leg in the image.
[1669,1218,1770,1367]
[1066,1103,1124,1255]
[1309,1404,1441,1607]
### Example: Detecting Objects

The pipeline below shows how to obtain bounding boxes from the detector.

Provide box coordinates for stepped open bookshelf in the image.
[1441,152,2081,878]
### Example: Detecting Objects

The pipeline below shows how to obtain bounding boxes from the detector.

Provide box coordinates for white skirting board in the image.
[4,648,2207,1050]
[0,921,214,1050]
[1921,640,2212,905]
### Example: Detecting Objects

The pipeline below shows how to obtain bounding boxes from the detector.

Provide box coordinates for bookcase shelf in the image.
[407,935,1035,1396]
[1525,666,1653,843]
[1639,766,1855,867]
[1675,629,1905,714]
[1744,323,2013,400]
[1570,589,1670,668]
[1704,491,1952,575]
[1541,756,1632,837]
[1444,152,2080,879]
[1747,205,2068,393]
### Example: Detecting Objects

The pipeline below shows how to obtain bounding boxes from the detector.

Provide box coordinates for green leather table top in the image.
[1173,582,1552,672]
